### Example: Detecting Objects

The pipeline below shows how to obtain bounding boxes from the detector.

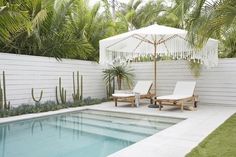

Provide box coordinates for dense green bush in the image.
[0,97,106,118]
[1,0,235,59]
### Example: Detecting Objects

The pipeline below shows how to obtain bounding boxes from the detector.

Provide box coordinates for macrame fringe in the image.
[106,47,218,68]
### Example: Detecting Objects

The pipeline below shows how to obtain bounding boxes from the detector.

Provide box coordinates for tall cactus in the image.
[72,71,83,102]
[80,75,83,100]
[3,71,7,109]
[0,71,10,110]
[0,77,3,109]
[56,77,66,104]
[31,88,43,103]
[72,71,80,101]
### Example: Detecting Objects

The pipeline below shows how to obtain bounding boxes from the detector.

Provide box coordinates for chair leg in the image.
[150,98,153,104]
[159,102,162,111]
[180,101,184,112]
[114,98,117,107]
[131,99,135,107]
[194,96,198,108]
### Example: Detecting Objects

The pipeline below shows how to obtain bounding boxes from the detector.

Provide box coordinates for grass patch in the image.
[186,113,236,157]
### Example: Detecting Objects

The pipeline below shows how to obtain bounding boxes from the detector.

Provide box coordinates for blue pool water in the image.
[0,110,183,157]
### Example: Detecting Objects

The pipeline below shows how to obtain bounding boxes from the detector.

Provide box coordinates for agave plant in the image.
[103,64,134,90]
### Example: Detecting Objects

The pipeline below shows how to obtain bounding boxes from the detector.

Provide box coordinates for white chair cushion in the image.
[156,94,192,100]
[173,81,196,96]
[132,81,153,95]
[112,93,135,97]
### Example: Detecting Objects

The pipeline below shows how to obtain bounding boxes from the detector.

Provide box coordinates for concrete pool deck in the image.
[92,102,236,157]
[0,101,236,157]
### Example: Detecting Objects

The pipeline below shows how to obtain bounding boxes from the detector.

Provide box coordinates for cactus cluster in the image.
[56,77,67,104]
[0,71,84,108]
[0,71,10,110]
[72,71,83,102]
[31,88,43,103]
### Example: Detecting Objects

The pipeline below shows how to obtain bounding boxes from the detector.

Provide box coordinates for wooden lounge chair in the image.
[154,81,197,111]
[112,81,154,107]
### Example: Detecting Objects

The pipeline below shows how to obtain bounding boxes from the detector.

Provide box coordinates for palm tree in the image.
[219,27,236,57]
[117,0,168,30]
[163,0,195,28]
[103,64,134,90]
[0,0,96,60]
[68,0,117,61]
[0,1,30,45]
[187,0,236,50]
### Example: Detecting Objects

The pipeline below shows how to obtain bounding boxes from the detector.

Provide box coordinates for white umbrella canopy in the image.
[99,24,218,95]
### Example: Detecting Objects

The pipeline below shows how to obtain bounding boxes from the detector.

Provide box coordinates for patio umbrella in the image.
[99,24,218,100]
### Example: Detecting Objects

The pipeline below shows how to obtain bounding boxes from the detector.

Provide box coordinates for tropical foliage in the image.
[0,0,235,60]
[103,63,134,90]
[187,0,236,57]
[0,0,114,60]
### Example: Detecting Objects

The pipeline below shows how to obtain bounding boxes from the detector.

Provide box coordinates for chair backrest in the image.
[173,81,196,96]
[132,81,153,95]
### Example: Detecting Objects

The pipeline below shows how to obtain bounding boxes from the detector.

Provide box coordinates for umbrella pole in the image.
[154,43,157,96]
[148,43,161,108]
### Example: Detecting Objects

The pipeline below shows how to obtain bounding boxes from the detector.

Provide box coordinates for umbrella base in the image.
[148,104,163,108]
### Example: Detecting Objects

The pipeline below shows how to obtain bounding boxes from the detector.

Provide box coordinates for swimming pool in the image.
[0,109,184,157]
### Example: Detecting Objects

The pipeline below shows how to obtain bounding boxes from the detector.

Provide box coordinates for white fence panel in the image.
[0,52,236,107]
[0,53,106,107]
[131,59,236,106]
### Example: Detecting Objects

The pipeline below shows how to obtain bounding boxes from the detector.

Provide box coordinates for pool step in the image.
[79,109,183,124]
[47,121,147,142]
[71,112,174,129]
[58,116,160,135]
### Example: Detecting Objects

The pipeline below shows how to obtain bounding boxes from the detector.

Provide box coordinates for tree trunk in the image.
[117,76,122,90]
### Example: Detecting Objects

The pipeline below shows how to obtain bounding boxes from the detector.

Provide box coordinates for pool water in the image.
[0,109,183,157]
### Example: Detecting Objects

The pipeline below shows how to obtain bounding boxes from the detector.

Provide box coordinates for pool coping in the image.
[0,106,88,124]
[0,104,187,124]
[0,102,236,157]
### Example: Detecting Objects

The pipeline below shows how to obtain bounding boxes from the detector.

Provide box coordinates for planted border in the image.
[0,97,106,118]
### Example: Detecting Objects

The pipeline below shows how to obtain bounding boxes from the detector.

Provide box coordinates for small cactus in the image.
[31,88,43,103]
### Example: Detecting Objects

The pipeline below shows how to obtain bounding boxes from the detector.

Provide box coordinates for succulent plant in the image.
[0,71,10,110]
[72,71,83,102]
[56,77,66,104]
[31,88,43,103]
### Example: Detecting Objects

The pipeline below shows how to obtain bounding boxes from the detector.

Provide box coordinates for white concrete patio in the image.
[90,101,236,157]
[0,101,235,157]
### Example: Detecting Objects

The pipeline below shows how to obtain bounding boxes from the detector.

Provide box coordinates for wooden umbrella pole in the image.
[154,43,157,96]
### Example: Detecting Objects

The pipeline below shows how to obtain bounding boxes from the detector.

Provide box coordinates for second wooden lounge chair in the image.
[154,81,197,111]
[112,81,154,107]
